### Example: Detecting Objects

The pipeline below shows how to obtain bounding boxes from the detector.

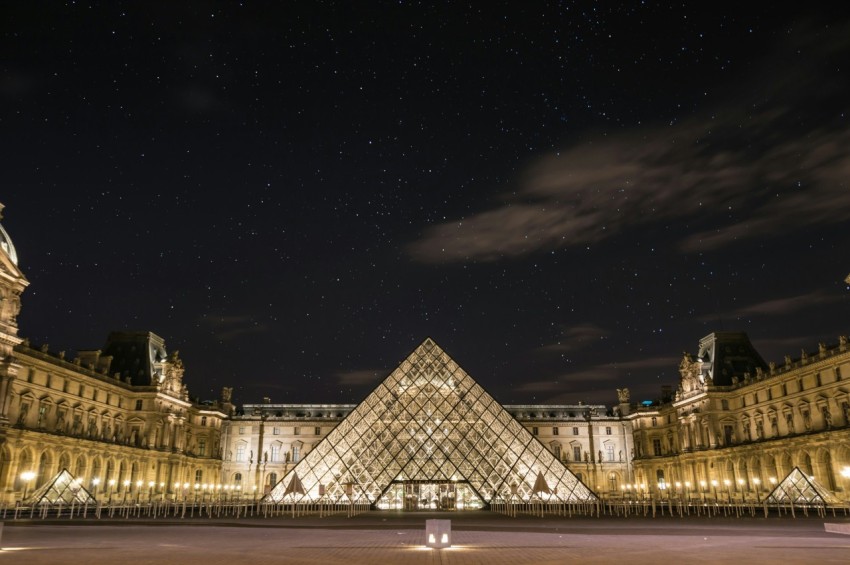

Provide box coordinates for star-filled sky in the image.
[3,3,850,408]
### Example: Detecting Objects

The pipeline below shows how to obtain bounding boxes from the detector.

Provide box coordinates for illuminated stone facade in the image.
[629,331,850,502]
[0,205,230,504]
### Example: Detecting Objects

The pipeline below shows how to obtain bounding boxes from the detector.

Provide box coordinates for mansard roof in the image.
[697,331,768,386]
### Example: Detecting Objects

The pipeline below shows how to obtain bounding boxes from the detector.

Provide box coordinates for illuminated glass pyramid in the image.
[265,338,597,507]
[765,466,841,505]
[25,468,97,505]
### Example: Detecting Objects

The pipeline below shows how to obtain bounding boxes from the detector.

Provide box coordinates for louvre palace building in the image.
[1,202,849,507]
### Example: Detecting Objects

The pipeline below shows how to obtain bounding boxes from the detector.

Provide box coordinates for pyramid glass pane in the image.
[264,338,597,506]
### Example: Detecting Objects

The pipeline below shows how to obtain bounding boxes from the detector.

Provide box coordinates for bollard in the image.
[425,519,451,548]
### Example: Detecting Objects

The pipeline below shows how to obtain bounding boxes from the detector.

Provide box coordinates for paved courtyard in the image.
[2,512,849,564]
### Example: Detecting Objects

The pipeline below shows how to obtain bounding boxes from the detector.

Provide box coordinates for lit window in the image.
[198,439,206,456]
[235,444,246,462]
[195,469,203,483]
[270,444,280,462]
[292,445,300,462]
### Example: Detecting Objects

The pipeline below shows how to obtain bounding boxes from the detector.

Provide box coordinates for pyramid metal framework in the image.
[265,338,598,506]
[765,466,842,505]
[25,468,97,506]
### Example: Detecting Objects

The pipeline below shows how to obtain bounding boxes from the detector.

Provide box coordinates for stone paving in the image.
[1,512,849,564]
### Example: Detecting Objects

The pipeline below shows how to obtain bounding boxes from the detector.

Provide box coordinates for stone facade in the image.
[221,402,634,498]
[0,205,230,504]
[629,331,850,501]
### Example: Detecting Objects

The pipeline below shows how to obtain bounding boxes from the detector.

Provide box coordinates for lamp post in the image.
[92,477,101,498]
[753,477,761,497]
[737,478,746,503]
[723,479,731,503]
[108,479,116,503]
[148,481,155,502]
[699,480,707,502]
[20,470,36,502]
[123,479,131,503]
[711,479,718,502]
[685,481,691,502]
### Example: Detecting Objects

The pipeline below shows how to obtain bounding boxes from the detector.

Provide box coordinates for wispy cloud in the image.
[336,369,385,386]
[201,314,267,341]
[537,323,609,353]
[698,290,841,322]
[408,24,850,263]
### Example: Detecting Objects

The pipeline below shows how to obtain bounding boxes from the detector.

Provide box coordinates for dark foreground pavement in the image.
[2,511,849,564]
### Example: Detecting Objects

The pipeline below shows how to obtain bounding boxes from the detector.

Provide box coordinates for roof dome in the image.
[0,204,19,266]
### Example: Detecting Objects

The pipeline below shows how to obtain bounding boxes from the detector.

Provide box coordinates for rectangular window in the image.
[723,425,734,445]
[292,445,300,463]
[573,446,582,461]
[721,399,729,410]
[294,427,300,435]
[201,416,207,426]
[314,426,321,435]
[235,444,246,462]
[198,439,206,456]
[552,427,559,436]
[816,373,822,387]
[836,366,842,380]
[239,426,246,435]
[273,427,280,435]
[605,426,612,435]
[651,417,657,427]
[606,445,615,461]
[532,427,538,436]
[572,427,579,436]
[195,469,203,483]
[270,444,280,462]
[652,439,662,456]
[135,399,143,411]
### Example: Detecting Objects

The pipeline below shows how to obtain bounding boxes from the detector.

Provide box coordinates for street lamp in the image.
[108,479,116,502]
[699,480,707,502]
[711,479,718,502]
[20,470,36,502]
[92,477,101,496]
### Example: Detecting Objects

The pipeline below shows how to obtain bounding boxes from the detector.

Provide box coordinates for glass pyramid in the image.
[765,466,841,505]
[25,468,97,505]
[264,338,598,507]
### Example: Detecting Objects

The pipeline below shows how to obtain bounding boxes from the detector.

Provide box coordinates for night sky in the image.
[3,3,849,408]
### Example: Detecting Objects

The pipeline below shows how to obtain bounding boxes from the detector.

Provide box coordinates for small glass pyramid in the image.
[24,468,97,505]
[264,338,597,507]
[765,466,841,505]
